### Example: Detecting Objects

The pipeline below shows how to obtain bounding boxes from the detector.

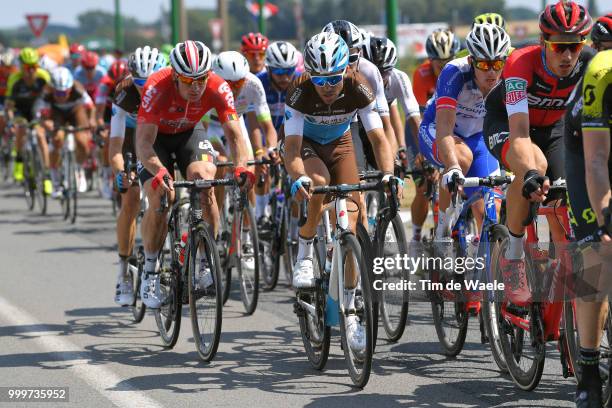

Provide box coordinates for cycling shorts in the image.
[137,127,217,184]
[565,146,597,241]
[51,105,89,129]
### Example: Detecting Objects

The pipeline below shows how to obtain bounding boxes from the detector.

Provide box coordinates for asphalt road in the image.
[0,183,575,407]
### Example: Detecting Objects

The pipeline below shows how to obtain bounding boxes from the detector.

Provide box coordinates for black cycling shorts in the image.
[484,111,565,182]
[138,127,217,184]
[352,121,378,172]
[565,145,598,241]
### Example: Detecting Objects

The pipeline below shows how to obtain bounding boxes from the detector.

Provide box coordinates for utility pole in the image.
[171,0,184,44]
[387,0,397,44]
[219,0,229,51]
[114,0,124,51]
[180,0,188,40]
[258,0,265,34]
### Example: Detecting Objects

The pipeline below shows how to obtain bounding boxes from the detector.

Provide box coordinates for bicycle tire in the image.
[69,152,77,224]
[33,145,47,215]
[189,222,223,362]
[22,150,35,211]
[492,236,545,391]
[261,192,279,290]
[155,234,183,348]
[283,198,298,285]
[338,232,373,388]
[377,214,410,343]
[220,188,233,305]
[481,224,509,373]
[130,247,146,323]
[356,222,378,349]
[238,205,260,315]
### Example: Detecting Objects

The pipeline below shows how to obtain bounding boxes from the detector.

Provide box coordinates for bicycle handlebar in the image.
[521,184,567,227]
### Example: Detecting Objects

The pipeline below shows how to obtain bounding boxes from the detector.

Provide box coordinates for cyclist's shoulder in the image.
[502,45,540,80]
[35,68,50,82]
[286,73,312,108]
[415,60,433,77]
[7,70,22,85]
[584,49,612,84]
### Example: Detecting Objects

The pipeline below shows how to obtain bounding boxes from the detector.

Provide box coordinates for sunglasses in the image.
[544,39,586,54]
[349,53,360,64]
[227,78,246,89]
[177,73,209,86]
[245,51,265,58]
[270,67,296,76]
[473,59,506,71]
[54,89,70,97]
[133,77,147,87]
[310,71,345,87]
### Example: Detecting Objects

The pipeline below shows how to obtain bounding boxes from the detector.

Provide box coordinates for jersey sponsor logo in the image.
[198,140,213,151]
[505,77,527,105]
[583,84,596,106]
[488,131,509,149]
[357,83,374,100]
[533,81,553,93]
[288,88,302,106]
[571,96,583,118]
[218,82,235,110]
[115,90,126,104]
[141,85,158,113]
[527,94,568,108]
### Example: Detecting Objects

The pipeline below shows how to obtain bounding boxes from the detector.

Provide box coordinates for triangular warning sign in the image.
[26,14,49,38]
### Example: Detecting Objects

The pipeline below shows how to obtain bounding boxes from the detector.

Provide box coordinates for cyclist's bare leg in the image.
[35,125,50,169]
[299,156,329,239]
[116,186,140,257]
[142,179,173,254]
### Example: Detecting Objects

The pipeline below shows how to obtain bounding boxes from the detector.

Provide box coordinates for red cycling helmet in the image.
[539,0,592,37]
[591,13,612,43]
[81,51,99,69]
[69,42,85,57]
[241,32,269,53]
[107,60,129,83]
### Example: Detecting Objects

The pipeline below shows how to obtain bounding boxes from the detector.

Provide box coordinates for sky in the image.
[1,0,609,29]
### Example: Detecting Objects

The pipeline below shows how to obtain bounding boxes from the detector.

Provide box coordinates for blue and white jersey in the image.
[256,71,289,131]
[422,56,487,139]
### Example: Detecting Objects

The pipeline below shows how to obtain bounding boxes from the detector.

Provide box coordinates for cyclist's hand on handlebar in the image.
[151,167,173,194]
[234,166,256,188]
[268,147,281,165]
[521,170,549,202]
[382,173,404,200]
[441,166,464,193]
[291,175,312,202]
[115,171,129,192]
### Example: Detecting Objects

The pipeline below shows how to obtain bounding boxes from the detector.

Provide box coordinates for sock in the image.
[345,288,356,310]
[256,194,267,219]
[578,347,601,391]
[290,216,299,241]
[144,251,159,274]
[412,223,422,241]
[505,231,525,260]
[297,235,314,261]
[435,211,446,239]
[117,255,129,279]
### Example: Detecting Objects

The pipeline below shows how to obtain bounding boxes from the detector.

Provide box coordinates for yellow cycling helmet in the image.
[473,13,506,29]
[19,47,39,65]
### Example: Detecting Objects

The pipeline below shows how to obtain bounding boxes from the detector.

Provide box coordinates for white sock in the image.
[345,288,356,310]
[117,256,129,279]
[435,212,446,239]
[297,235,314,260]
[256,194,267,219]
[144,251,159,274]
[412,223,422,241]
[505,233,525,260]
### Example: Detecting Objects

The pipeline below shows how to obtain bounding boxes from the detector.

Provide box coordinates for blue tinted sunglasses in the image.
[270,67,296,76]
[310,72,344,87]
[133,77,147,87]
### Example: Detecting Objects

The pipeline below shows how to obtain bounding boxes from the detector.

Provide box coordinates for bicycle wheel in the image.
[377,214,410,343]
[68,154,78,224]
[356,222,378,349]
[130,246,146,323]
[33,145,47,215]
[261,192,279,291]
[22,150,35,211]
[220,189,233,305]
[338,232,373,388]
[492,236,545,391]
[189,222,223,362]
[283,197,298,285]
[297,246,330,370]
[155,234,182,348]
[238,205,260,315]
[481,224,509,373]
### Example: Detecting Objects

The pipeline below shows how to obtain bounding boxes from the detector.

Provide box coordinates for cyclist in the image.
[110,46,166,306]
[0,51,17,134]
[241,32,268,75]
[36,67,96,196]
[207,51,278,224]
[96,59,130,199]
[409,29,461,242]
[135,40,254,309]
[419,23,510,240]
[483,0,594,305]
[65,43,85,74]
[74,50,106,100]
[5,48,51,190]
[283,32,397,352]
[563,13,612,408]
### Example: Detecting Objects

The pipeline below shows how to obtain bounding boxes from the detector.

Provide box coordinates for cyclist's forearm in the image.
[408,115,421,148]
[108,137,125,174]
[224,120,248,168]
[584,129,611,225]
[435,109,459,169]
[135,125,163,175]
[508,113,536,175]
[284,136,306,180]
[389,106,404,149]
[367,128,394,174]
[261,120,278,150]
[382,116,398,154]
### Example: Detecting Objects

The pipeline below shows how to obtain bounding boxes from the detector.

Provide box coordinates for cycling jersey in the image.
[412,60,437,108]
[284,70,382,144]
[384,68,420,118]
[6,68,50,120]
[137,67,237,135]
[95,75,117,114]
[256,71,292,130]
[74,65,106,100]
[34,81,93,114]
[487,45,594,127]
[111,76,141,137]
[422,56,487,139]
[581,49,612,133]
[0,66,17,98]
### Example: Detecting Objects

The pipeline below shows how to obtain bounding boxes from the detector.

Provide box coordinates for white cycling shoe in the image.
[140,272,163,309]
[345,315,366,356]
[292,258,315,288]
[114,273,135,306]
[77,169,88,193]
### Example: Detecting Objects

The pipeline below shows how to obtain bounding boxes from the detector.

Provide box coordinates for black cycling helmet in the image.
[591,13,612,44]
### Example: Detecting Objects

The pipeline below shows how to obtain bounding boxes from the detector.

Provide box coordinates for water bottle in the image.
[178,232,188,265]
[275,189,284,226]
[324,246,333,275]
[367,196,378,237]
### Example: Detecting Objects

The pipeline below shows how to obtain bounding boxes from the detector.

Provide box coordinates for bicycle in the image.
[490,183,578,390]
[19,120,48,215]
[216,160,262,315]
[427,174,511,365]
[57,126,88,224]
[294,179,386,388]
[154,175,230,362]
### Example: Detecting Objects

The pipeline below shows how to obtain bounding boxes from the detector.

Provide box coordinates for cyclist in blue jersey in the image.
[418,23,511,238]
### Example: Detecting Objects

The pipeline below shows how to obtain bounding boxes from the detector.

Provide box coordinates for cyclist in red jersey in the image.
[241,32,268,75]
[0,51,17,135]
[483,1,593,306]
[136,40,254,309]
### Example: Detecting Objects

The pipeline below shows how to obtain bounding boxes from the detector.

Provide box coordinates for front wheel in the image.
[130,247,146,323]
[238,205,260,315]
[155,236,182,348]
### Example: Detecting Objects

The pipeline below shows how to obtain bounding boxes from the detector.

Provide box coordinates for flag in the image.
[245,0,279,19]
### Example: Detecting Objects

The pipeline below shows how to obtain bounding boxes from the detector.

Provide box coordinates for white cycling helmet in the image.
[129,46,167,79]
[0,51,13,66]
[303,32,349,75]
[169,40,212,78]
[425,29,461,59]
[368,37,398,71]
[51,66,74,91]
[265,41,299,69]
[466,23,511,60]
[322,20,364,50]
[212,51,249,81]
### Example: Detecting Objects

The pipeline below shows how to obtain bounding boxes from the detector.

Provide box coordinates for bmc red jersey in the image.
[137,67,237,134]
[497,45,594,127]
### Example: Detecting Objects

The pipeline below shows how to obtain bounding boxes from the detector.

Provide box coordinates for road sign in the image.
[209,18,223,40]
[25,14,49,38]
